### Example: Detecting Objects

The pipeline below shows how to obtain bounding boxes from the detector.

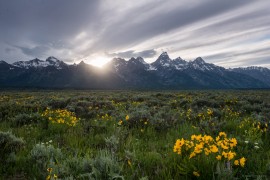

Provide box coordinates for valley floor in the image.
[0,90,270,179]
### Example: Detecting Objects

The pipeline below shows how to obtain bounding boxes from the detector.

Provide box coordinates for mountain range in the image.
[0,52,270,89]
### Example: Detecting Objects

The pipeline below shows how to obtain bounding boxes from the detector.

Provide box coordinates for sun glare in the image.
[88,56,110,67]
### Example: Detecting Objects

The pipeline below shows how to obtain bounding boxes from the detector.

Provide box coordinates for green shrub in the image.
[29,143,63,171]
[91,150,123,180]
[58,156,92,178]
[0,131,25,173]
[0,131,25,159]
[10,113,41,127]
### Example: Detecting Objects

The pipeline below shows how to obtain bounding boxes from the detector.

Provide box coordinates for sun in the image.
[88,56,110,67]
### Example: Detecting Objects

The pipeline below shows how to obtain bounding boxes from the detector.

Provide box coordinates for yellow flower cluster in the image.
[118,120,123,125]
[234,157,246,167]
[46,167,57,180]
[197,108,214,121]
[42,108,79,127]
[131,101,141,106]
[186,108,192,120]
[193,171,200,177]
[207,108,213,116]
[97,113,112,121]
[239,118,268,133]
[0,95,10,102]
[173,132,246,167]
[223,106,240,118]
[225,99,238,105]
[118,115,129,126]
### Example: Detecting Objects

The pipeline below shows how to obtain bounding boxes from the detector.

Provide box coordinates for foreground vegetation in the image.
[0,90,270,179]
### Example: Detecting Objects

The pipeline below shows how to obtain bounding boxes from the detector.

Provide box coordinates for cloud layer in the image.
[0,0,269,68]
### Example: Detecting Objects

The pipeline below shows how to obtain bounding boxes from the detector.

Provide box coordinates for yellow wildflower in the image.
[118,120,123,125]
[194,143,203,154]
[47,168,52,173]
[174,139,183,154]
[204,148,211,155]
[219,132,227,137]
[191,135,196,140]
[173,138,185,154]
[216,155,222,160]
[189,152,196,159]
[230,138,237,148]
[125,115,129,121]
[220,143,229,150]
[240,157,246,167]
[210,145,218,153]
[207,108,213,116]
[222,151,228,158]
[187,141,194,148]
[204,135,213,143]
[195,134,202,141]
[193,171,200,177]
[234,160,239,166]
[227,151,236,160]
[128,159,132,166]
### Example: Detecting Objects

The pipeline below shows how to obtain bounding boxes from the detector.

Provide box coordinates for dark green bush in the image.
[10,113,41,127]
[0,131,25,165]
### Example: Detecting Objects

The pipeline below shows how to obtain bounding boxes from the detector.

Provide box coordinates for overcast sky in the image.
[0,0,270,68]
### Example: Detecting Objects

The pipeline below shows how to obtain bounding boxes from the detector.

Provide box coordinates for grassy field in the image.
[0,90,270,179]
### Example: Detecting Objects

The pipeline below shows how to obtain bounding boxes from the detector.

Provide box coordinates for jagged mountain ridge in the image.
[12,56,67,69]
[0,52,269,89]
[231,66,270,86]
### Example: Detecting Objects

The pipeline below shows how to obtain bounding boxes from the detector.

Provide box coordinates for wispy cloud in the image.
[106,49,157,59]
[0,0,269,67]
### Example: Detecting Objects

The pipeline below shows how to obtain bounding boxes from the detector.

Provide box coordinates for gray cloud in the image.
[0,0,270,68]
[106,49,157,59]
[5,47,16,54]
[94,1,251,51]
[14,45,50,57]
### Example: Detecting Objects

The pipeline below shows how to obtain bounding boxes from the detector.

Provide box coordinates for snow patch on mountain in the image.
[147,65,157,71]
[12,57,65,69]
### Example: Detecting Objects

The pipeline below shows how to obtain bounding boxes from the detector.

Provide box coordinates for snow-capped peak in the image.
[157,52,171,61]
[12,57,66,69]
[46,56,60,63]
[129,57,148,65]
[189,57,221,71]
[136,57,148,64]
[193,57,205,64]
[151,52,173,68]
[173,57,188,70]
[160,51,168,56]
[105,58,127,72]
[13,58,44,68]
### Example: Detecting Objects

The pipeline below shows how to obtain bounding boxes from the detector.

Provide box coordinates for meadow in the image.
[0,90,270,179]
